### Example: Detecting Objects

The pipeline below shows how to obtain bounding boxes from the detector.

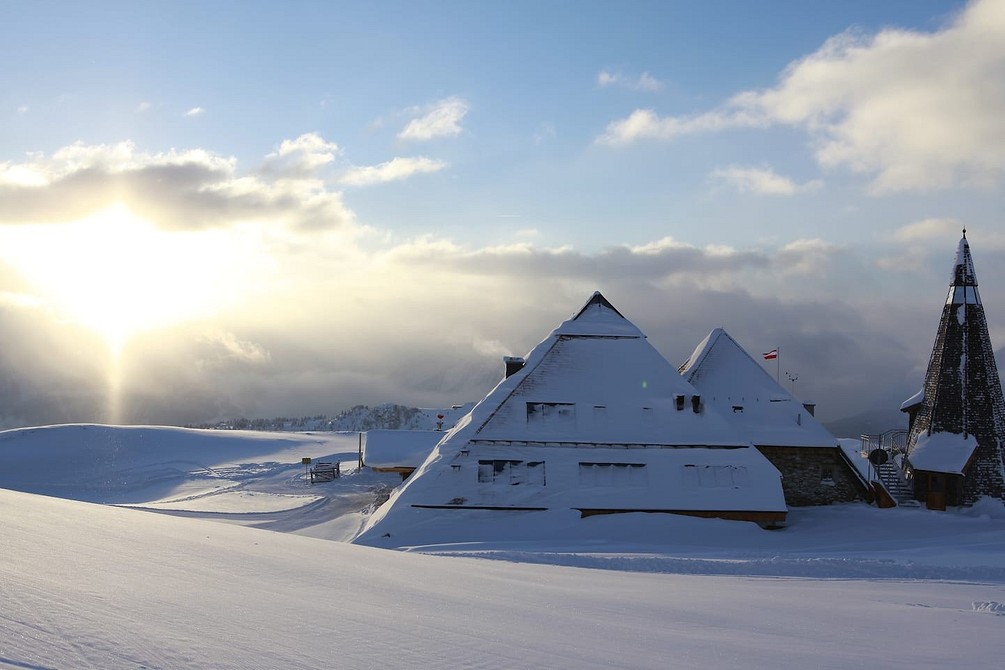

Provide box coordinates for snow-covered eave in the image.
[464,440,762,450]
[724,409,839,448]
[753,439,841,450]
[414,504,789,516]
[900,388,924,412]
[907,431,979,475]
[361,430,446,469]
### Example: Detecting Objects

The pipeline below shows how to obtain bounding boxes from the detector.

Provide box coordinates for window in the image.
[593,405,608,429]
[579,462,647,487]
[681,465,749,488]
[477,460,545,485]
[527,402,576,426]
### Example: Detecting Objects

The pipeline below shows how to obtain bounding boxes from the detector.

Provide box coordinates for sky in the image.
[1,0,1004,429]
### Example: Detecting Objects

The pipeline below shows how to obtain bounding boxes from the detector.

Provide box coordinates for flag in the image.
[762,349,778,360]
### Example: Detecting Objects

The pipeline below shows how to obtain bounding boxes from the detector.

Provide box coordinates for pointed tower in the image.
[904,232,1005,508]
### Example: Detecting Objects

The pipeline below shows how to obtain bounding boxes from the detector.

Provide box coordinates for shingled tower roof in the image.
[905,231,1005,503]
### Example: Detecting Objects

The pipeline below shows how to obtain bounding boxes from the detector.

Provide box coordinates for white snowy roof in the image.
[357,293,786,545]
[362,430,445,469]
[468,295,753,448]
[900,388,924,411]
[908,431,979,475]
[679,328,838,449]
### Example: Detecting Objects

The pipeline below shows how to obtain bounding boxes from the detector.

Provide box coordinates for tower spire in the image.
[905,233,1005,506]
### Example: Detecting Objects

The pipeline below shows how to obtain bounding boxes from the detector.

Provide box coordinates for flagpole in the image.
[776,346,780,384]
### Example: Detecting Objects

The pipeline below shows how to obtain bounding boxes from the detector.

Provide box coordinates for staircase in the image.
[874,459,918,506]
[860,431,920,507]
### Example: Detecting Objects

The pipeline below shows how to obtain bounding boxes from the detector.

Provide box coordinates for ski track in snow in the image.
[434,551,1005,582]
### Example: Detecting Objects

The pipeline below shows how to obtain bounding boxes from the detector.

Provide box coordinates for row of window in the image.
[525,398,703,426]
[474,459,748,489]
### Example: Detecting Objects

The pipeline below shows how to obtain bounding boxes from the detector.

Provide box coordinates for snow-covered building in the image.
[354,292,787,547]
[902,232,1005,508]
[361,430,445,478]
[680,328,869,506]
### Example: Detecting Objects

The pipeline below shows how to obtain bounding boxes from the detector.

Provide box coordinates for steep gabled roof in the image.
[467,295,748,448]
[355,293,786,548]
[680,328,838,448]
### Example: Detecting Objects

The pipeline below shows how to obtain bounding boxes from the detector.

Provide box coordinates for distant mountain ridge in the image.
[191,402,474,433]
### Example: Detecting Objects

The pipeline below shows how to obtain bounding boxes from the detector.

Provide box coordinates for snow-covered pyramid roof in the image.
[355,293,786,547]
[680,328,838,448]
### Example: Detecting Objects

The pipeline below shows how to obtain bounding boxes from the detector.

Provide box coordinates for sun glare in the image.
[0,205,252,353]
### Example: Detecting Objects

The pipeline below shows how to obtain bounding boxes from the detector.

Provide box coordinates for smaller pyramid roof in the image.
[680,328,838,448]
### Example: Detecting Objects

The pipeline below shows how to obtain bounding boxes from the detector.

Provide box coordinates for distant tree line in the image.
[186,403,434,432]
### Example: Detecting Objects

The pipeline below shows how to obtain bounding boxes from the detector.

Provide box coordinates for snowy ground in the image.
[2,424,1004,668]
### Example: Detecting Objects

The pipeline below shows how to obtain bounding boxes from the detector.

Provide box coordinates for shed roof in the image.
[908,431,978,475]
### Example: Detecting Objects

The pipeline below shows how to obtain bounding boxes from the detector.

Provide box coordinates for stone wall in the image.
[757,446,867,507]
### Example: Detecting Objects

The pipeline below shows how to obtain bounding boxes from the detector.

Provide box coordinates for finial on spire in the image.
[962,226,967,239]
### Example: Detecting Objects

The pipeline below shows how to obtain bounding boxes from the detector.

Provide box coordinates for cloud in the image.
[0,139,354,231]
[598,0,1005,192]
[135,102,152,113]
[711,165,823,196]
[597,108,760,145]
[879,218,967,272]
[339,156,447,187]
[776,239,845,276]
[0,139,972,431]
[0,212,957,429]
[891,218,963,243]
[597,70,665,92]
[263,132,341,174]
[184,107,204,118]
[533,122,556,145]
[376,234,847,289]
[201,331,271,366]
[398,97,469,141]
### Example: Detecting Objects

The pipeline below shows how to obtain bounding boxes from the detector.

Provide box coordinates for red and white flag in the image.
[762,349,778,360]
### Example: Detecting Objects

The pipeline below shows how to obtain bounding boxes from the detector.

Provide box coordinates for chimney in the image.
[503,356,526,378]
[802,402,816,416]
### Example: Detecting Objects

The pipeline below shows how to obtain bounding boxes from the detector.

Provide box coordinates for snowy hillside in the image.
[2,424,1005,668]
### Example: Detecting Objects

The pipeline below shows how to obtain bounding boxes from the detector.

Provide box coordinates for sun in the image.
[0,204,252,353]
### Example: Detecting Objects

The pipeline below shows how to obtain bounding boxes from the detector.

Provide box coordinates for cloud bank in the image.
[0,132,981,432]
[599,0,1005,192]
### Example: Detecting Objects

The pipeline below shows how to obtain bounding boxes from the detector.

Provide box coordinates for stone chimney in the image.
[503,356,525,378]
